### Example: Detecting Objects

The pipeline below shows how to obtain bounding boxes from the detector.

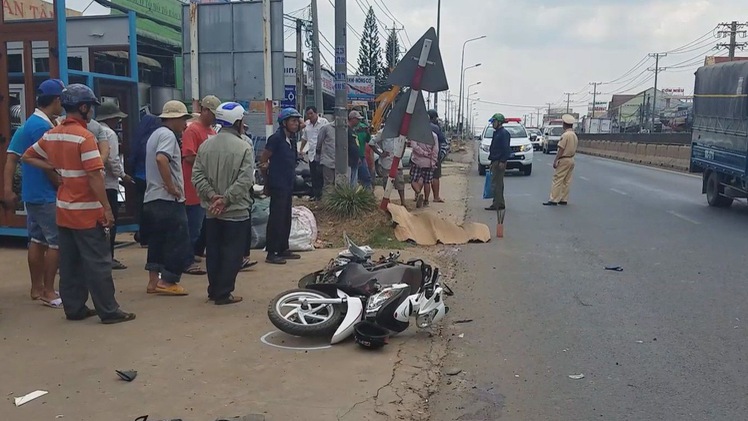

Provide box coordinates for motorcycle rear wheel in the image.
[268,289,343,337]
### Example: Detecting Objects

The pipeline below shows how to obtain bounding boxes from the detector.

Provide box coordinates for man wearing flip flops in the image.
[142,100,193,296]
[3,79,65,309]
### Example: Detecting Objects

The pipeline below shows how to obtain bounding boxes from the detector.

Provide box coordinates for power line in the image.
[662,26,718,54]
[602,55,650,84]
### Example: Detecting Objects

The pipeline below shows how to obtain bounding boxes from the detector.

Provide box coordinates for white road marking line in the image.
[580,176,590,181]
[667,210,701,225]
[610,188,628,196]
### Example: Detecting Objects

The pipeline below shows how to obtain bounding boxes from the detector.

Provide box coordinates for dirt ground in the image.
[0,146,475,421]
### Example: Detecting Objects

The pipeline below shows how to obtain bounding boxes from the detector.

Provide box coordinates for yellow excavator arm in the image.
[371,86,400,134]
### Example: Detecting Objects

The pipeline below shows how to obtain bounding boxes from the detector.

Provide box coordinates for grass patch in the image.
[321,184,378,218]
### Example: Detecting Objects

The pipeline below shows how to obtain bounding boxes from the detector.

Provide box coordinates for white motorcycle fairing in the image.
[418,287,447,325]
[331,289,363,344]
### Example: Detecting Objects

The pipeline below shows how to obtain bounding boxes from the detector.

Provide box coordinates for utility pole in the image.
[295,18,304,111]
[589,82,601,119]
[535,107,542,128]
[333,0,348,185]
[433,0,441,112]
[564,92,574,113]
[189,1,200,114]
[311,0,324,114]
[262,0,273,137]
[717,21,748,61]
[647,53,667,131]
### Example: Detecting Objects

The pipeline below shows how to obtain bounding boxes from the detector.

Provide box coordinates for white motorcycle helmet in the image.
[215,102,246,128]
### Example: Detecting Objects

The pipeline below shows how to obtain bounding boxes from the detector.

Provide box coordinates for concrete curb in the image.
[578,139,690,172]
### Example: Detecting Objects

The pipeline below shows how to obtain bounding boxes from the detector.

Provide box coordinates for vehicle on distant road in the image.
[527,128,543,151]
[689,61,748,208]
[477,118,533,176]
[541,125,564,154]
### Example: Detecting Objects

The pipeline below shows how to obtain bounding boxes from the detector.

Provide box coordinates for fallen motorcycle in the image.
[267,238,453,344]
[297,234,401,288]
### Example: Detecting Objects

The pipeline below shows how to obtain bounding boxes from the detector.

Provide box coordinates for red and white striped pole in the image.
[380,38,433,211]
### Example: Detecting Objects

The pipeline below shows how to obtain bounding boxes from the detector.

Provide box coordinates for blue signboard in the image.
[281,85,296,108]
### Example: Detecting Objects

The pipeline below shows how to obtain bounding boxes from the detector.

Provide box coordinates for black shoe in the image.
[485,205,497,211]
[266,255,287,265]
[559,201,568,205]
[280,251,301,260]
[101,312,136,325]
[66,308,98,321]
[542,201,558,206]
[214,295,243,305]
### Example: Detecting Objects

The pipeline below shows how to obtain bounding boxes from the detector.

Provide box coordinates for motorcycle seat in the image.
[337,263,423,295]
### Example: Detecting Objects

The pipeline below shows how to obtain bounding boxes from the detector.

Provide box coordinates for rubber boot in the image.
[496,224,504,238]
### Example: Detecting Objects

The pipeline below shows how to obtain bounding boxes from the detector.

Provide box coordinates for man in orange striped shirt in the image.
[23,84,135,324]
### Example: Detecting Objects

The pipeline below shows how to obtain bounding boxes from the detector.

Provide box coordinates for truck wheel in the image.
[706,172,733,208]
[478,164,486,176]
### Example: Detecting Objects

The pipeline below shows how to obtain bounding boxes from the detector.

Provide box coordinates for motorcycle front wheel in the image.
[268,289,343,337]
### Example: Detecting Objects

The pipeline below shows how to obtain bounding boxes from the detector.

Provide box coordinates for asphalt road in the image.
[433,151,748,421]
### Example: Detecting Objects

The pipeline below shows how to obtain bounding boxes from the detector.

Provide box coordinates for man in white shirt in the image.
[94,102,133,270]
[299,106,329,200]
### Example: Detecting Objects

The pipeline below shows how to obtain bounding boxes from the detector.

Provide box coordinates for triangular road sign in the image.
[382,92,434,145]
[387,27,449,92]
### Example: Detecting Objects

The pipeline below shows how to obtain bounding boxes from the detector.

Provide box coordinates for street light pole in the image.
[433,0,441,112]
[458,35,486,137]
[460,63,481,137]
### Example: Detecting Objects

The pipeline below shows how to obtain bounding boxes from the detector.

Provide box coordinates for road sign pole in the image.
[380,38,433,210]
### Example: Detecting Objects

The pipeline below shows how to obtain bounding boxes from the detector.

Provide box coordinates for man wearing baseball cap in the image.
[544,114,578,206]
[3,79,65,309]
[142,100,193,296]
[181,95,220,275]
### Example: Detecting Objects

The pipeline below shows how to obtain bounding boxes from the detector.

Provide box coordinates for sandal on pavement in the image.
[112,259,127,270]
[433,198,445,203]
[41,297,63,309]
[154,284,189,296]
[183,264,206,275]
[66,308,97,321]
[101,312,136,325]
[240,258,258,271]
[214,295,243,306]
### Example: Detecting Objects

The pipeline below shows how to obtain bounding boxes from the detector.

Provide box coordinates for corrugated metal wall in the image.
[181,0,284,104]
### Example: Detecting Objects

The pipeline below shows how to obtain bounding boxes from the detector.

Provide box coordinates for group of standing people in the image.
[310,107,451,207]
[486,112,579,238]
[1,77,310,323]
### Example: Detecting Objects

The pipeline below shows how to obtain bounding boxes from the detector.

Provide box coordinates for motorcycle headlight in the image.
[367,289,397,313]
[480,144,491,153]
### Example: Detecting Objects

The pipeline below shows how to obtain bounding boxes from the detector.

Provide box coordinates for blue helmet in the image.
[277,107,302,125]
[61,84,100,107]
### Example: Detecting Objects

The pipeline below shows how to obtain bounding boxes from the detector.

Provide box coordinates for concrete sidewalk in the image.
[0,146,474,421]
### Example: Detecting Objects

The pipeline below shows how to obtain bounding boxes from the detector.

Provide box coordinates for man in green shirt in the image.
[192,102,254,305]
[349,111,373,190]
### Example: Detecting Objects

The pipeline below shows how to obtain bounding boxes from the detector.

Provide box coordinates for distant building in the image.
[607,88,687,132]
[704,56,748,66]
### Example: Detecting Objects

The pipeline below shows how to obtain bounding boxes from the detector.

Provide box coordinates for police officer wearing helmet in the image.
[192,102,254,305]
[260,108,303,264]
[486,113,511,238]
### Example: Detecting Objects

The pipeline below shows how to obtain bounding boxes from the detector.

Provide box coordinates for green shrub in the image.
[322,184,377,218]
